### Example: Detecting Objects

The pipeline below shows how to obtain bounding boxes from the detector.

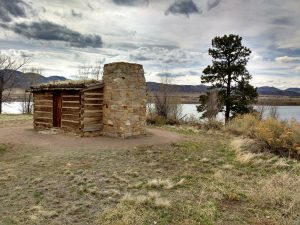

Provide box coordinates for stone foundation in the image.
[103,62,147,138]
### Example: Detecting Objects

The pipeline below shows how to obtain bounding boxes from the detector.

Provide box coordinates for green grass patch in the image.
[33,191,44,204]
[1,218,17,225]
[0,144,8,156]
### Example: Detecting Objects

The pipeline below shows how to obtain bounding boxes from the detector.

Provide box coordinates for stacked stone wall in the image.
[103,62,146,138]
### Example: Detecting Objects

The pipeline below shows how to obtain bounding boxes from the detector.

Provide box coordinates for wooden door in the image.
[53,92,62,127]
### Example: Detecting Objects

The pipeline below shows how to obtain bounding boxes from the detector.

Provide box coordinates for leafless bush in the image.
[20,92,33,114]
[197,89,222,122]
[255,104,279,120]
[22,66,43,75]
[268,105,279,119]
[206,89,220,121]
[74,59,105,80]
[20,66,42,114]
[182,114,200,125]
[0,54,30,113]
[255,105,267,120]
[149,74,184,124]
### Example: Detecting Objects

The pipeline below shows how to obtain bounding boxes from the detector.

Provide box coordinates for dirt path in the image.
[0,121,184,151]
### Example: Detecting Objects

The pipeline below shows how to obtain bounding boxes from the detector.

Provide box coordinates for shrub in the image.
[254,118,300,157]
[199,119,223,130]
[166,118,181,126]
[146,116,181,126]
[225,114,259,136]
[146,116,166,125]
[226,113,300,158]
[182,115,200,125]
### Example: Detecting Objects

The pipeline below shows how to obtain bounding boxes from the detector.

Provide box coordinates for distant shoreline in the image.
[147,92,300,106]
[7,89,300,106]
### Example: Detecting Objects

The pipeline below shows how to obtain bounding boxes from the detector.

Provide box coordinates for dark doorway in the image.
[53,92,62,127]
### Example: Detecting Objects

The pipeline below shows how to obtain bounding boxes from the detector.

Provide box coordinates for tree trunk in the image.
[225,73,231,123]
[0,76,3,114]
[225,100,230,123]
[0,95,2,114]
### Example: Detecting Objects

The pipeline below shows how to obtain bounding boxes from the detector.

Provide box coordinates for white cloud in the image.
[250,51,263,62]
[0,49,33,59]
[294,66,300,73]
[275,56,300,63]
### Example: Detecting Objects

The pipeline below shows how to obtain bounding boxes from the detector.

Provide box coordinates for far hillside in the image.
[147,82,300,97]
[5,70,300,104]
[3,69,67,89]
[5,69,299,97]
[257,86,300,97]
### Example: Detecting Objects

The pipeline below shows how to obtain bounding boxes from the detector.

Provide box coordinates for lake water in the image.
[3,102,25,114]
[180,104,300,121]
[2,102,300,121]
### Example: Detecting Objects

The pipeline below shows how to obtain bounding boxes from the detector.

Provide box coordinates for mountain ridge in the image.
[2,70,66,89]
[2,70,299,97]
[147,82,300,97]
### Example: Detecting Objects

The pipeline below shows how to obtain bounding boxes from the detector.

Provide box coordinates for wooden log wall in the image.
[61,91,81,132]
[33,92,53,129]
[81,87,103,135]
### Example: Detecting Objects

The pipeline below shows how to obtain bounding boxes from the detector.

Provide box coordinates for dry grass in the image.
[231,138,261,164]
[31,79,101,89]
[96,192,171,225]
[255,118,300,156]
[227,114,300,159]
[0,114,32,128]
[122,191,171,208]
[1,115,300,224]
[247,173,300,224]
[145,178,186,190]
[146,178,175,189]
[0,114,32,122]
[225,113,259,136]
[258,96,300,106]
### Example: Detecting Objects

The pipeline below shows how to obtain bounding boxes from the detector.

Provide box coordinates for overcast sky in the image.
[0,0,299,88]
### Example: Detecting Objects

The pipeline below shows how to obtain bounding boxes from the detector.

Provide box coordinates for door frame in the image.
[53,92,62,127]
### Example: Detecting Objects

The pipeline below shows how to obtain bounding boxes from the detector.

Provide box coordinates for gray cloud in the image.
[71,9,82,18]
[268,46,300,58]
[207,0,221,10]
[0,0,30,22]
[112,42,178,51]
[112,0,149,6]
[165,0,201,17]
[2,21,102,48]
[272,17,293,25]
[40,6,46,13]
[130,54,151,61]
[157,72,185,78]
[87,3,94,11]
[188,70,200,76]
[157,70,200,78]
[129,47,204,68]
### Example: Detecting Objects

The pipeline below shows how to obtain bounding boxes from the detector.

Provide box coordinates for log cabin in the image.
[30,62,147,138]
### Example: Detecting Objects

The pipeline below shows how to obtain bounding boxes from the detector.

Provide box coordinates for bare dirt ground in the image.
[0,120,183,151]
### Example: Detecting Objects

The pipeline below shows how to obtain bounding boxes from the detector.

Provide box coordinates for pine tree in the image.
[198,34,258,122]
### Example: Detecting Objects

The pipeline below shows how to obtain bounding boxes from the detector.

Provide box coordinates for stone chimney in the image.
[102,62,147,138]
